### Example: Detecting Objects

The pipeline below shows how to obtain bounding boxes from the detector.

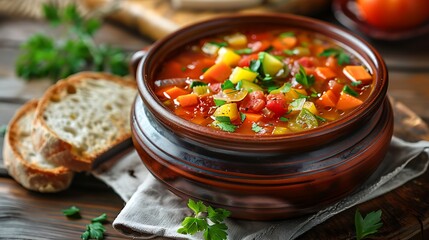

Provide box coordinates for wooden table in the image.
[1,11,429,239]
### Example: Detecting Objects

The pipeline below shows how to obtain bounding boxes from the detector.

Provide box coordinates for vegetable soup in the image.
[154,29,374,135]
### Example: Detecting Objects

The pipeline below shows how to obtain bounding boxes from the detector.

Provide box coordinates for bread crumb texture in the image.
[43,79,136,156]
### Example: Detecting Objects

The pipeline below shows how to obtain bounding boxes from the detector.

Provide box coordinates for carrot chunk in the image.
[315,67,336,81]
[244,113,263,123]
[176,93,199,107]
[336,92,363,111]
[316,90,338,108]
[202,62,232,82]
[343,66,372,84]
[163,86,189,99]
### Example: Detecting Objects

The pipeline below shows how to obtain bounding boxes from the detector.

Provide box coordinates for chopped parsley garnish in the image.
[343,85,359,97]
[319,48,351,65]
[234,48,253,54]
[278,83,292,93]
[221,80,234,90]
[351,80,362,86]
[181,66,187,72]
[355,209,383,240]
[290,98,306,110]
[279,117,289,122]
[178,199,230,240]
[214,99,227,107]
[280,32,295,38]
[240,113,246,122]
[209,41,228,47]
[202,67,209,73]
[295,65,314,88]
[315,115,327,122]
[235,80,243,90]
[249,59,262,73]
[283,49,295,55]
[214,116,237,132]
[190,81,208,88]
[251,123,263,133]
[62,206,81,218]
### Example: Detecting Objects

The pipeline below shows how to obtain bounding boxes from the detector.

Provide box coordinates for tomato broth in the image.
[154,28,374,135]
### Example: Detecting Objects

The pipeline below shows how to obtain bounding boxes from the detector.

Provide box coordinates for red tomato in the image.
[239,91,266,113]
[266,93,288,116]
[238,54,259,67]
[357,0,429,31]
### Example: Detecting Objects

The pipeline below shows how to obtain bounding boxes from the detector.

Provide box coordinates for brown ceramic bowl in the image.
[131,14,393,220]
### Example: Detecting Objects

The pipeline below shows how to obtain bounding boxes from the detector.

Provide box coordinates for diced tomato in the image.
[266,93,288,116]
[209,83,222,93]
[238,53,259,67]
[248,40,271,52]
[297,57,316,68]
[249,32,272,41]
[197,95,215,115]
[327,80,344,96]
[239,91,266,113]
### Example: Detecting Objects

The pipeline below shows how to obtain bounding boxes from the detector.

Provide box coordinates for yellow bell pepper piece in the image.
[216,47,241,67]
[284,88,307,102]
[272,126,290,135]
[303,101,318,115]
[229,67,258,84]
[225,33,247,48]
[213,103,239,121]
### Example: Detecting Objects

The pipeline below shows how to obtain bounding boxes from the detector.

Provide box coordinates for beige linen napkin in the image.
[93,136,429,240]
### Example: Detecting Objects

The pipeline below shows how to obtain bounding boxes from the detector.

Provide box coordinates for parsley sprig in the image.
[178,199,230,240]
[62,206,81,218]
[16,4,128,81]
[295,65,314,88]
[355,209,383,240]
[319,48,351,65]
[214,116,237,132]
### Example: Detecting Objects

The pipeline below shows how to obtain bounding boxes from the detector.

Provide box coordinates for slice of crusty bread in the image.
[32,72,137,171]
[3,99,74,192]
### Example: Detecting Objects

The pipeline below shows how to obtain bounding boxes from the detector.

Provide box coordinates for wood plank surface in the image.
[0,5,429,240]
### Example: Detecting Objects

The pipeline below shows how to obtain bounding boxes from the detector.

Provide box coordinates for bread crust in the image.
[32,72,137,171]
[3,99,74,192]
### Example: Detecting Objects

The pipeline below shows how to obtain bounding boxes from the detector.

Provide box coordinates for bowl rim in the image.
[136,13,388,148]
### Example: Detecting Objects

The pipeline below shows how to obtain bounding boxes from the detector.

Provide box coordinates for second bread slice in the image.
[32,72,137,171]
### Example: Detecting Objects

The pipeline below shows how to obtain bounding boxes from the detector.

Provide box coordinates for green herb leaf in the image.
[251,123,263,133]
[82,222,106,240]
[209,42,228,48]
[240,113,246,122]
[278,83,291,93]
[319,48,350,65]
[283,49,295,55]
[351,80,362,86]
[16,4,129,81]
[279,117,289,122]
[280,32,295,38]
[215,122,237,133]
[234,48,253,55]
[214,99,227,107]
[178,200,230,240]
[295,65,314,88]
[62,206,81,218]
[92,213,107,223]
[315,115,327,122]
[343,85,359,97]
[355,209,383,240]
[188,199,207,214]
[221,80,234,90]
[290,98,306,111]
[203,223,228,240]
[249,59,261,73]
[235,80,243,90]
[190,81,208,88]
[0,125,7,137]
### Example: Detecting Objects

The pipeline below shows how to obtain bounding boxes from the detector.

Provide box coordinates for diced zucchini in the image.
[241,80,263,92]
[259,52,284,76]
[289,98,306,112]
[216,47,241,67]
[302,101,318,115]
[225,33,247,48]
[296,108,318,129]
[192,85,209,95]
[229,67,258,84]
[202,42,220,55]
[213,89,248,102]
[213,103,239,121]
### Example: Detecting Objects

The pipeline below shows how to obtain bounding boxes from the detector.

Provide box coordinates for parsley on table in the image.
[355,209,383,240]
[319,48,351,65]
[295,65,314,88]
[81,222,106,240]
[16,4,129,81]
[62,206,81,218]
[91,213,108,223]
[178,199,230,240]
